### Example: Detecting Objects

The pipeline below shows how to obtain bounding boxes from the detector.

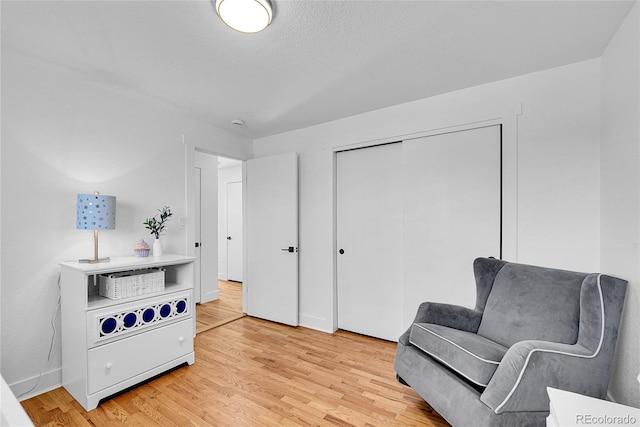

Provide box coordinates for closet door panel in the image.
[403,126,501,326]
[336,143,404,341]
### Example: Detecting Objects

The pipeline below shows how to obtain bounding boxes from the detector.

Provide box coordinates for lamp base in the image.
[79,257,111,264]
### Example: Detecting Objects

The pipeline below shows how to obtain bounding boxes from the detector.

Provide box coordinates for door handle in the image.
[195,242,200,248]
[281,246,296,253]
[227,236,232,240]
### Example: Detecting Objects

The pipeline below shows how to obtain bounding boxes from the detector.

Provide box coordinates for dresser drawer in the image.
[87,319,193,394]
[87,290,192,348]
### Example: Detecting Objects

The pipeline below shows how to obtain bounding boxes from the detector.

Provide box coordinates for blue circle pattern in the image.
[123,312,137,328]
[98,298,189,338]
[160,304,171,318]
[143,308,155,323]
[176,300,187,313]
[101,317,117,335]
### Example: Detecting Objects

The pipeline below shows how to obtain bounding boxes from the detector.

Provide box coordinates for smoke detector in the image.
[230,119,245,127]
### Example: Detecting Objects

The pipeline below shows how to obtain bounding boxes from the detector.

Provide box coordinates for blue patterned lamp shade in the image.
[77,192,116,263]
[76,194,116,230]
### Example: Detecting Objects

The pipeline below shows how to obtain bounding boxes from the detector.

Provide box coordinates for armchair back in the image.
[476,262,588,348]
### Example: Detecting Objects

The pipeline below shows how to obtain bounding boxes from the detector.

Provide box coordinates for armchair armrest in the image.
[399,258,504,345]
[398,302,483,345]
[480,340,599,414]
[480,273,628,414]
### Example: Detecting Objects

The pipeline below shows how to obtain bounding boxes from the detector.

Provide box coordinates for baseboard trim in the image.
[11,367,62,402]
[201,290,220,303]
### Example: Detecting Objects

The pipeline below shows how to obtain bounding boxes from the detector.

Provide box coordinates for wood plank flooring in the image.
[22,306,449,426]
[196,280,245,334]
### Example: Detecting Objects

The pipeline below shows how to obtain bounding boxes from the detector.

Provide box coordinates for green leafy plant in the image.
[144,206,172,239]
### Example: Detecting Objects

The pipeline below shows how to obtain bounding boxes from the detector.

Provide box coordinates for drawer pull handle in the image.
[178,337,185,344]
[105,362,113,370]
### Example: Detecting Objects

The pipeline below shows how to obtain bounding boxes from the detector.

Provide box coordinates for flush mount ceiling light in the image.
[215,0,273,33]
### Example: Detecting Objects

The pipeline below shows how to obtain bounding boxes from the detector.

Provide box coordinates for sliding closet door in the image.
[336,125,501,341]
[336,143,403,341]
[403,125,501,325]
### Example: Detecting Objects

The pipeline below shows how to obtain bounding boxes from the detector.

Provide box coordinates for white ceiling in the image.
[1,1,635,140]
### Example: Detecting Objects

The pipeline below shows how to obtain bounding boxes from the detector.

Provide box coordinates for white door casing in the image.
[246,152,299,326]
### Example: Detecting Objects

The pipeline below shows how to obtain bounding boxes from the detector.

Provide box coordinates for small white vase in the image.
[153,238,163,257]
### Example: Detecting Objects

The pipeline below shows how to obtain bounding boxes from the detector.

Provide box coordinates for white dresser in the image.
[59,255,196,411]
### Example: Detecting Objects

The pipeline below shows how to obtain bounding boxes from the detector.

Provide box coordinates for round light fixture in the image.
[215,0,273,34]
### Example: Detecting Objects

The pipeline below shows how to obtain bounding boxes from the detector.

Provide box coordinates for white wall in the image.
[253,59,602,335]
[0,50,252,397]
[601,2,640,408]
[218,165,243,280]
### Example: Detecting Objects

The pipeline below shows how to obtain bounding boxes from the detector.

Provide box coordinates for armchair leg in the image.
[396,374,409,386]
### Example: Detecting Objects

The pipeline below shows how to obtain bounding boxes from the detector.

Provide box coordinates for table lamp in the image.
[77,192,116,263]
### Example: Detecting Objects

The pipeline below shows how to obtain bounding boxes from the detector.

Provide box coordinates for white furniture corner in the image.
[1,375,34,426]
[547,387,640,427]
[59,254,197,411]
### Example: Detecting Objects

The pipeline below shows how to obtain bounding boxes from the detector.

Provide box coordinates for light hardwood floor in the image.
[196,280,245,334]
[21,290,449,426]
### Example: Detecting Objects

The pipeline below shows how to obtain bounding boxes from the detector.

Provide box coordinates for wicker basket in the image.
[98,268,165,300]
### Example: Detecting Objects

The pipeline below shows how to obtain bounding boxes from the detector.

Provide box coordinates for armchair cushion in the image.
[398,302,483,346]
[409,323,508,387]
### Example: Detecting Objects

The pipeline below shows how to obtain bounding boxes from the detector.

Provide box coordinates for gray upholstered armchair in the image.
[394,257,628,427]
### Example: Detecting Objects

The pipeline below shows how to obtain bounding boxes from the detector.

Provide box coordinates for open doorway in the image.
[195,155,245,334]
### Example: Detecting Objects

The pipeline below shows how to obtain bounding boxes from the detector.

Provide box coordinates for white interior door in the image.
[402,126,501,322]
[337,143,404,341]
[194,167,202,303]
[227,181,243,282]
[195,151,219,304]
[246,152,298,326]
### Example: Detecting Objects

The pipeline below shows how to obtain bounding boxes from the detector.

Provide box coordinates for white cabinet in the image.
[59,254,197,411]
